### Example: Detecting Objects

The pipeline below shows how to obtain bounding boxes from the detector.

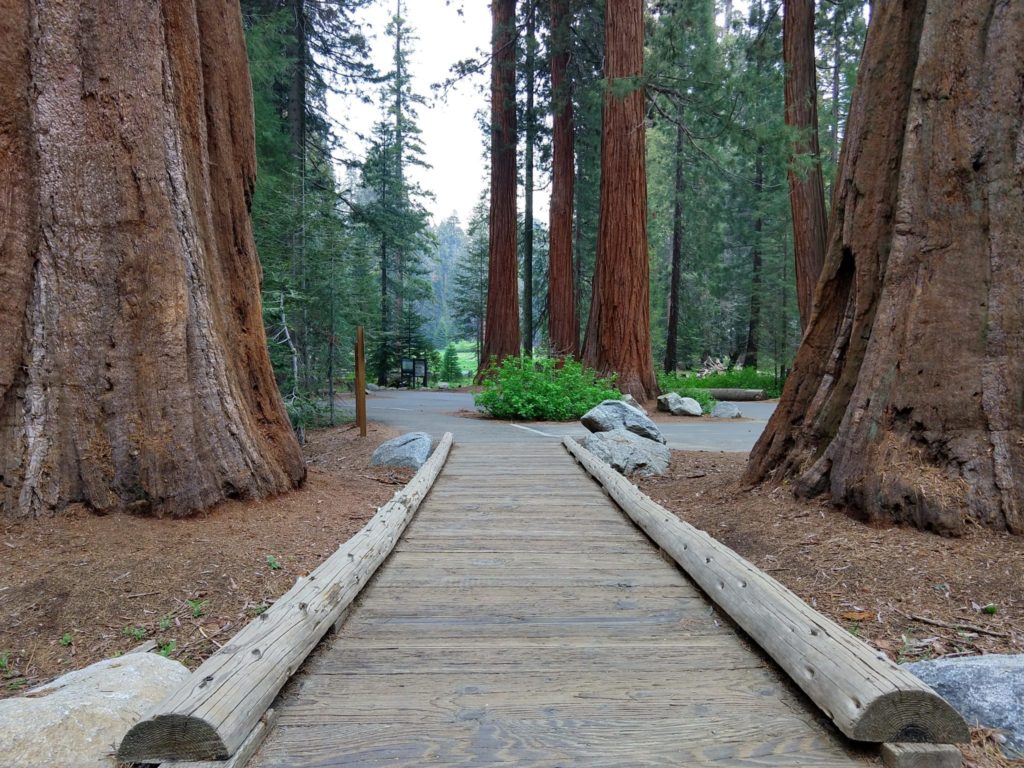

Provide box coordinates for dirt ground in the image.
[0,422,408,697]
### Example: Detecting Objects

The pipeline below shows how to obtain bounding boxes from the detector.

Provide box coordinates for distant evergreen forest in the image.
[240,0,866,422]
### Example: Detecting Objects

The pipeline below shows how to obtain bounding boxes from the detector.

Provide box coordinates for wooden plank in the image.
[276,684,826,726]
[301,641,766,675]
[381,551,664,569]
[335,614,729,641]
[881,742,963,768]
[369,566,687,588]
[352,583,701,603]
[291,667,794,701]
[117,434,455,763]
[254,721,864,768]
[396,537,653,553]
[563,436,969,745]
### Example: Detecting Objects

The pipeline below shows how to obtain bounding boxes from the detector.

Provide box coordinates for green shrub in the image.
[475,357,620,421]
[659,367,782,398]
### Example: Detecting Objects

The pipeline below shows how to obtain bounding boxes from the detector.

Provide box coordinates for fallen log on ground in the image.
[563,436,968,745]
[705,387,766,401]
[117,433,454,763]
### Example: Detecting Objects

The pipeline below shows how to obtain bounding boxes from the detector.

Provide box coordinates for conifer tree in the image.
[479,0,522,375]
[583,0,659,402]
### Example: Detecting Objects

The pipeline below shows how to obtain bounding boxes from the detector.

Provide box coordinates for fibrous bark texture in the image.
[664,115,684,374]
[0,0,305,518]
[783,0,828,331]
[547,0,578,359]
[478,0,520,374]
[747,0,1024,535]
[583,0,658,402]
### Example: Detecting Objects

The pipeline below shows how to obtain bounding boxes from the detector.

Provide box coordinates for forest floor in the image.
[0,422,408,698]
[637,451,1024,662]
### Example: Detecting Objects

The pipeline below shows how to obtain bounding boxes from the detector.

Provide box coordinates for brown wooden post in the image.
[355,326,367,437]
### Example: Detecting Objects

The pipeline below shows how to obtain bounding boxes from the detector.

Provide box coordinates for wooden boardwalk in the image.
[251,441,874,767]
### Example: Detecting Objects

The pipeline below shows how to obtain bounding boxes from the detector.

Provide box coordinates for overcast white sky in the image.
[328,1,492,228]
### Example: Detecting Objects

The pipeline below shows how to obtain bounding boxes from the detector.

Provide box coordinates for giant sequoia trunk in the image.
[783,0,827,331]
[747,1,1024,535]
[582,0,658,402]
[0,0,305,518]
[547,0,578,359]
[478,0,521,374]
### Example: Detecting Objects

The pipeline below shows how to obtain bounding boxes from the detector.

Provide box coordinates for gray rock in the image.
[581,400,665,444]
[903,655,1024,754]
[711,402,742,419]
[437,382,451,390]
[366,382,380,391]
[370,432,433,469]
[657,392,703,417]
[0,654,189,768]
[578,429,670,477]
[620,393,646,412]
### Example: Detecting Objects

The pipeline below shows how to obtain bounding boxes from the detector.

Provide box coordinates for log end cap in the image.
[854,689,970,744]
[117,713,227,762]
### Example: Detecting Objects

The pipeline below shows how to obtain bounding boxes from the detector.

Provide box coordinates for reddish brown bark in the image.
[664,115,684,374]
[0,0,305,518]
[478,0,521,375]
[547,0,578,359]
[783,0,828,331]
[747,1,1024,535]
[583,0,658,402]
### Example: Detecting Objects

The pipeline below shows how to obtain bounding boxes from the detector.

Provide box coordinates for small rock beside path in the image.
[711,402,742,419]
[581,400,665,444]
[578,429,670,477]
[657,392,703,417]
[371,432,433,469]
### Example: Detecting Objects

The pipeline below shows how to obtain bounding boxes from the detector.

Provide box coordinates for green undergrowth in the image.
[475,356,620,421]
[659,367,782,399]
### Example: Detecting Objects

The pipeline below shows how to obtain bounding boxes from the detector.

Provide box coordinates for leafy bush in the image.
[475,356,620,421]
[659,367,782,398]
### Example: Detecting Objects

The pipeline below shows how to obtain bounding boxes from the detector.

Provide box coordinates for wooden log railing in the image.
[117,433,454,763]
[563,436,969,745]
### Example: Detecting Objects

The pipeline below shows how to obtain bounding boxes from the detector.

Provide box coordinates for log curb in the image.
[117,433,454,763]
[563,436,969,745]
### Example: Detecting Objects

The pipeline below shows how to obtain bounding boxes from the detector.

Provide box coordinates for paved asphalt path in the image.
[348,389,775,452]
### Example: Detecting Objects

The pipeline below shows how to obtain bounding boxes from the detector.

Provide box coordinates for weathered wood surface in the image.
[250,440,876,767]
[880,742,963,768]
[117,434,453,763]
[564,436,969,745]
